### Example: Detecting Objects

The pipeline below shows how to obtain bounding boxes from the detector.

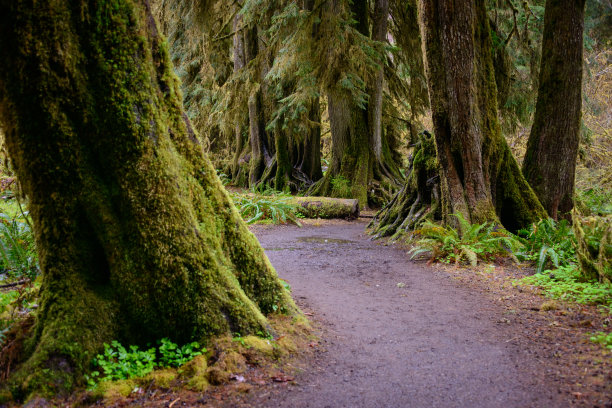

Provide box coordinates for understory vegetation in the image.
[0,0,609,402]
[229,188,302,225]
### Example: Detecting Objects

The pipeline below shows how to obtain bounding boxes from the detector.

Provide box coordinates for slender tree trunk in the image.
[522,0,586,220]
[245,27,271,186]
[0,0,294,398]
[299,98,323,182]
[370,0,389,163]
[232,12,249,180]
[418,0,545,231]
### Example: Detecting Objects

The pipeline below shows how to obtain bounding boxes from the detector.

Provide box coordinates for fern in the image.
[409,214,523,265]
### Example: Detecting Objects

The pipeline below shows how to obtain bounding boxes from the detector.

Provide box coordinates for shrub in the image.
[517,218,575,274]
[589,331,612,350]
[409,213,523,266]
[88,338,206,387]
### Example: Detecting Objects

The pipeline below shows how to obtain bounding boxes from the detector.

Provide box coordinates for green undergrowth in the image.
[408,213,522,266]
[86,338,205,387]
[0,198,38,282]
[0,281,38,345]
[516,218,576,274]
[519,265,612,313]
[229,187,302,225]
[82,314,312,404]
[589,331,612,350]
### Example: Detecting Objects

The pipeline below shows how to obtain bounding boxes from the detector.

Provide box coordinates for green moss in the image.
[91,379,137,401]
[0,0,298,400]
[206,351,247,385]
[142,369,177,389]
[242,335,275,355]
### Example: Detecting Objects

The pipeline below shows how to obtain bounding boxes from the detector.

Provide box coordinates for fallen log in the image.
[288,197,359,219]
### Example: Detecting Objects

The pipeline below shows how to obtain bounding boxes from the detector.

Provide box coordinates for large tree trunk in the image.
[309,0,400,207]
[418,0,546,231]
[310,88,373,206]
[373,0,546,236]
[522,0,586,220]
[0,0,294,398]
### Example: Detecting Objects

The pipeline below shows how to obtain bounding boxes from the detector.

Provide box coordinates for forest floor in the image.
[82,218,611,408]
[227,218,611,408]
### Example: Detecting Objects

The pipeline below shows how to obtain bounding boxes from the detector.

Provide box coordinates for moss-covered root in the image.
[369,131,440,239]
[0,0,296,400]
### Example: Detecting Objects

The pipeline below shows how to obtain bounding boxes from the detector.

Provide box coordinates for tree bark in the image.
[370,0,389,163]
[375,0,546,233]
[418,0,547,231]
[231,12,249,181]
[522,0,586,220]
[0,0,294,397]
[309,0,401,207]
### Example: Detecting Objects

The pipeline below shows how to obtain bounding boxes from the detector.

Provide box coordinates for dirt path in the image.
[242,220,565,408]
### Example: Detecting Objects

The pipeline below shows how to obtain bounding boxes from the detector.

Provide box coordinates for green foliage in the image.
[89,341,157,385]
[88,338,205,387]
[216,170,231,186]
[0,200,38,281]
[330,176,351,199]
[576,187,612,216]
[517,218,576,274]
[0,289,19,344]
[409,213,523,266]
[230,189,301,225]
[520,265,612,311]
[157,338,205,368]
[589,331,612,350]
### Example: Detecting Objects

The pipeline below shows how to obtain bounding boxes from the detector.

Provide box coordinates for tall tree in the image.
[522,0,586,220]
[0,0,294,398]
[372,0,547,236]
[308,0,403,206]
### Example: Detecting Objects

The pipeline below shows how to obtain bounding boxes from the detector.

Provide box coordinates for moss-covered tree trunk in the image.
[419,0,546,231]
[0,0,295,398]
[309,0,401,208]
[522,0,586,220]
[373,0,546,236]
[231,12,249,183]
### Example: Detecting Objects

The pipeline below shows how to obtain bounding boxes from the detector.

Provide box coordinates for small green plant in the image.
[517,218,575,274]
[158,338,205,367]
[88,338,205,387]
[330,175,351,198]
[519,265,612,309]
[589,331,612,350]
[409,213,522,266]
[89,341,157,385]
[232,333,247,346]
